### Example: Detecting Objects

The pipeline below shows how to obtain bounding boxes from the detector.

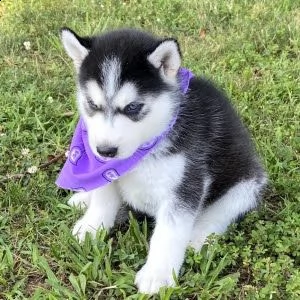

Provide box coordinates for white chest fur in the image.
[117,153,186,216]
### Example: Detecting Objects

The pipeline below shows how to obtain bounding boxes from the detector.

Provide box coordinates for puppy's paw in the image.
[135,263,176,294]
[68,192,91,209]
[72,217,101,242]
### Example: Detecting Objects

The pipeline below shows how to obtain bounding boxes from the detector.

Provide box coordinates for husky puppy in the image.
[59,28,267,294]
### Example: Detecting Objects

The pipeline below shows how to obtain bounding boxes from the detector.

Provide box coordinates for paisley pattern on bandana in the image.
[56,68,194,191]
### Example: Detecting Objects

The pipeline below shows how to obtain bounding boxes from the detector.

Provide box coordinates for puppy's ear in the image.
[148,39,181,82]
[60,27,91,70]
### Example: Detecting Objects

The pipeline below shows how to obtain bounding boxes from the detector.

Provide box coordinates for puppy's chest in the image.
[117,153,185,216]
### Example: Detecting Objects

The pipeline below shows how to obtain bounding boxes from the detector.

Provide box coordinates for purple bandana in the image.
[56,68,194,192]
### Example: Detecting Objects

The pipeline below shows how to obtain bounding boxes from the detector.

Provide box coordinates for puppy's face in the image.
[61,28,181,159]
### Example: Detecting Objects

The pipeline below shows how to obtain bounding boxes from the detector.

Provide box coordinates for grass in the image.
[0,0,299,298]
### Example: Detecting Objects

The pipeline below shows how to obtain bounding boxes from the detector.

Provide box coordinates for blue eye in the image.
[124,102,144,115]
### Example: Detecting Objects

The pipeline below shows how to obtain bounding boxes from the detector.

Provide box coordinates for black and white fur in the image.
[60,28,267,294]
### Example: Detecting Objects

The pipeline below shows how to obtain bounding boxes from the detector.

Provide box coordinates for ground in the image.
[0,0,299,299]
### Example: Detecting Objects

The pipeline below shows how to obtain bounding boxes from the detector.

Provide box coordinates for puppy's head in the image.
[60,28,181,159]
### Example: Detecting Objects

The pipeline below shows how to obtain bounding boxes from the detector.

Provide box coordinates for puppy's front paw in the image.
[72,217,102,242]
[68,192,91,209]
[135,263,176,294]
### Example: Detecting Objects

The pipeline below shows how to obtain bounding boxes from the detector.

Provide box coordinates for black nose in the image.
[96,146,118,158]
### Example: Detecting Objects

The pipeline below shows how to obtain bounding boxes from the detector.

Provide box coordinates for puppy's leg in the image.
[72,183,121,242]
[135,201,195,294]
[68,191,91,209]
[190,177,267,250]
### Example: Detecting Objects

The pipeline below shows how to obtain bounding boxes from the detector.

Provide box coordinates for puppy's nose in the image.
[96,146,118,158]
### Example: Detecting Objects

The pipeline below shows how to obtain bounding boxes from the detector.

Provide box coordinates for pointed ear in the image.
[60,27,91,70]
[148,39,181,82]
